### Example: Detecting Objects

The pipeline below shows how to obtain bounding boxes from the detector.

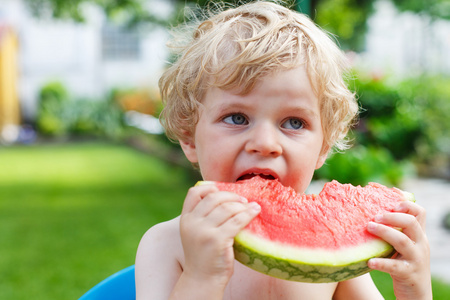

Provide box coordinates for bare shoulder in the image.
[137,217,181,251]
[333,273,384,300]
[136,216,183,263]
[135,217,183,299]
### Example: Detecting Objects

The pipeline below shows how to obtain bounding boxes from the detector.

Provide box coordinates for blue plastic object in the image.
[79,265,136,300]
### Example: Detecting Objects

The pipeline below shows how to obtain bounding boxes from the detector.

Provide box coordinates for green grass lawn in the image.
[0,141,193,299]
[0,141,449,299]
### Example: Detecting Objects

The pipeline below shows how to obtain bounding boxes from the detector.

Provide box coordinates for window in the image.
[101,24,140,60]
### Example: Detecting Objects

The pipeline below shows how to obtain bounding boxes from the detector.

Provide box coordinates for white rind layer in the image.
[235,229,393,266]
[401,191,415,203]
[234,230,395,282]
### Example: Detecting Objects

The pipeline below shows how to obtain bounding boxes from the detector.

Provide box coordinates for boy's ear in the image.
[315,150,329,170]
[179,137,198,164]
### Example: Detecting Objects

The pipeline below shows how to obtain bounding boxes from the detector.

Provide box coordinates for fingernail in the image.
[394,204,403,211]
[250,202,261,212]
[374,214,383,222]
[367,258,377,269]
[367,222,377,231]
[240,196,248,203]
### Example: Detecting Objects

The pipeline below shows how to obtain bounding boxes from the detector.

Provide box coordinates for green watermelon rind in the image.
[234,229,395,283]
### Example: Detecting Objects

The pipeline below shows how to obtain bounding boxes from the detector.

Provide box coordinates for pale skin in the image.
[135,66,432,299]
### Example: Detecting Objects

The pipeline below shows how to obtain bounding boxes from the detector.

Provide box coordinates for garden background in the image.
[0,0,449,299]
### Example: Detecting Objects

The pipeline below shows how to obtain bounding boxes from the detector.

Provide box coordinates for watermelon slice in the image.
[199,176,414,283]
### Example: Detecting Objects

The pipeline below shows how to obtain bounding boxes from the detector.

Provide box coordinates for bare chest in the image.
[223,262,338,300]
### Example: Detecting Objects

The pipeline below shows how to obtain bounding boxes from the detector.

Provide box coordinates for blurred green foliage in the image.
[355,76,424,161]
[23,0,168,26]
[444,212,450,230]
[37,82,125,139]
[36,81,69,136]
[391,0,450,20]
[315,0,374,50]
[356,74,450,162]
[316,146,407,186]
[316,73,450,186]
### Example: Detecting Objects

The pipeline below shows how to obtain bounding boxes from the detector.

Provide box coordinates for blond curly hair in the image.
[159,1,358,154]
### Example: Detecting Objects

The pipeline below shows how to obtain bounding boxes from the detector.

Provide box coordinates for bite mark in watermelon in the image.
[198,176,414,283]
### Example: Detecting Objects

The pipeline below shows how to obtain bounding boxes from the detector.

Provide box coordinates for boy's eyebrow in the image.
[214,101,251,112]
[214,101,320,118]
[285,106,320,118]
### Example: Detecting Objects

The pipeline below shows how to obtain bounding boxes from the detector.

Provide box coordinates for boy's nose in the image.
[245,123,282,157]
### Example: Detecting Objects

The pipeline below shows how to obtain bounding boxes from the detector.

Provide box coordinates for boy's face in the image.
[180,66,327,193]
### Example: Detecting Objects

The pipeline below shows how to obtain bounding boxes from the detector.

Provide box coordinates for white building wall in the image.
[0,0,170,120]
[360,0,450,76]
[100,26,170,89]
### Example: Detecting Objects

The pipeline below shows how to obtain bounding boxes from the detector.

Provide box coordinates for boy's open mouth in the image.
[237,173,277,182]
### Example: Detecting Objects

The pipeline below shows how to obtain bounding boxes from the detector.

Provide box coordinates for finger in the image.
[368,257,413,279]
[394,201,427,230]
[219,202,261,237]
[206,200,251,227]
[182,183,219,213]
[375,212,424,243]
[193,191,248,218]
[367,221,415,254]
[180,202,260,253]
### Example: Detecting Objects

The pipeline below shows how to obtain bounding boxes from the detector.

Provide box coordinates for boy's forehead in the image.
[203,63,315,98]
[204,66,319,107]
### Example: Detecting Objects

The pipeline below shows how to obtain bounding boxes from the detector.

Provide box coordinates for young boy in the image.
[135,1,432,299]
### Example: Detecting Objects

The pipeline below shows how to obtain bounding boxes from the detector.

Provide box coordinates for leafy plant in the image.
[36,81,126,139]
[315,146,407,186]
[443,212,450,231]
[316,73,450,185]
[315,0,374,51]
[37,81,70,136]
[396,76,450,164]
[355,74,450,176]
[354,75,424,160]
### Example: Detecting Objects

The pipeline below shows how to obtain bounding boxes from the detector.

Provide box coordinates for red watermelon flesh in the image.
[202,176,414,282]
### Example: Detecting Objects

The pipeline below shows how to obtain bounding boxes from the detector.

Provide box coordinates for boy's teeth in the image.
[238,173,275,181]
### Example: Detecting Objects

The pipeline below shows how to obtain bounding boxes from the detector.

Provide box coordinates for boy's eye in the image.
[223,114,248,125]
[282,118,304,130]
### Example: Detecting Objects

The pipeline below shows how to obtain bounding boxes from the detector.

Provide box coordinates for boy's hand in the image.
[179,183,261,291]
[367,201,432,300]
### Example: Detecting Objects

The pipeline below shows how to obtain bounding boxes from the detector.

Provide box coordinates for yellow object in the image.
[0,25,20,139]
